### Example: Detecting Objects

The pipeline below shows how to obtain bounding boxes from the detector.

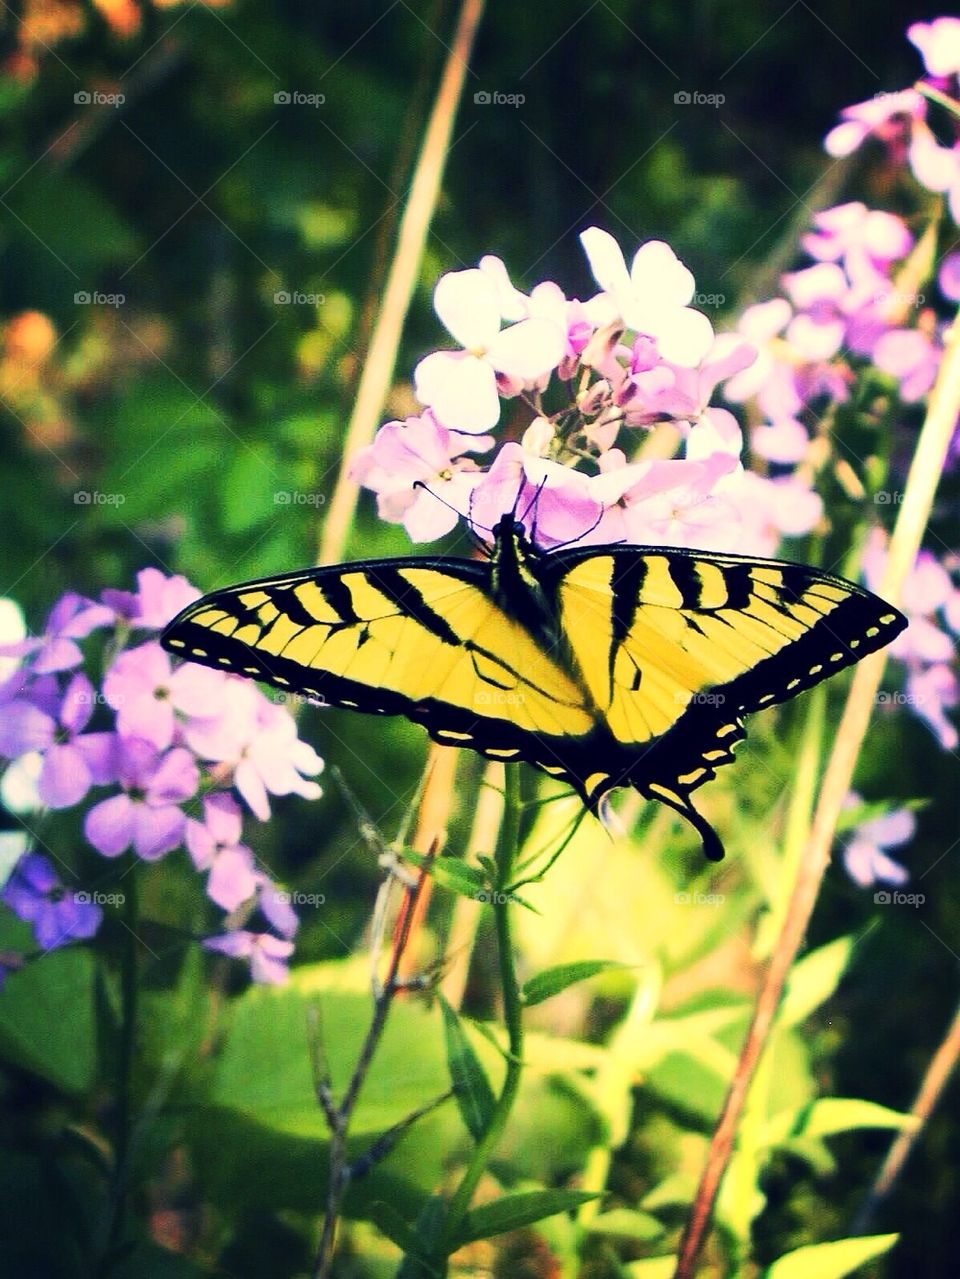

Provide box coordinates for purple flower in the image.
[84,739,198,860]
[256,878,299,938]
[1,673,116,808]
[102,566,201,630]
[1,852,102,950]
[842,794,916,888]
[104,641,228,751]
[0,592,114,675]
[203,929,294,984]
[185,793,259,911]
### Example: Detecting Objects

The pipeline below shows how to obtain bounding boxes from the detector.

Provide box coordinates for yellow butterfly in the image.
[162,514,906,860]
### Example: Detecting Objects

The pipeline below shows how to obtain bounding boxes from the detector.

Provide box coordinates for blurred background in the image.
[0,2,957,1276]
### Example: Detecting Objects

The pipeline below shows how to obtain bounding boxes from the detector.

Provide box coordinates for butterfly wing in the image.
[546,547,907,857]
[161,557,598,765]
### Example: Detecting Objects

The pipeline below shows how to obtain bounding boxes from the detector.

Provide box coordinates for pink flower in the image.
[203,930,294,984]
[104,641,228,751]
[907,663,959,750]
[580,228,714,367]
[800,203,912,271]
[350,411,487,542]
[590,449,742,551]
[84,739,199,860]
[185,792,259,911]
[873,328,941,403]
[468,443,603,550]
[185,680,323,821]
[908,17,960,78]
[413,268,565,433]
[824,89,924,160]
[842,793,915,888]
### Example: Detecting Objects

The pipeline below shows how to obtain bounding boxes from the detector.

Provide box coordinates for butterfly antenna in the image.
[411,480,476,531]
[543,501,607,553]
[517,474,548,542]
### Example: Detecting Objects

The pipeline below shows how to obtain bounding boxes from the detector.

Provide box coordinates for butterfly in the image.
[161,514,906,861]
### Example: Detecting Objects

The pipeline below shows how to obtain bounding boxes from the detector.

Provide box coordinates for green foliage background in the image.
[0,1,957,1276]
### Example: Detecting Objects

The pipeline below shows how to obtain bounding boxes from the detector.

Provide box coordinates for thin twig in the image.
[674,303,960,1279]
[852,996,960,1234]
[312,856,436,1279]
[317,0,486,567]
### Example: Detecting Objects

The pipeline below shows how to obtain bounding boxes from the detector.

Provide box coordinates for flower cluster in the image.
[351,227,831,558]
[826,18,960,222]
[0,569,323,982]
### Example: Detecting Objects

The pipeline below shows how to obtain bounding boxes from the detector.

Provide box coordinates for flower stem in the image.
[99,865,138,1272]
[673,301,960,1279]
[437,765,523,1257]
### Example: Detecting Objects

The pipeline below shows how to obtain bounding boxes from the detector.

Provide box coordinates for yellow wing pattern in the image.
[162,523,907,862]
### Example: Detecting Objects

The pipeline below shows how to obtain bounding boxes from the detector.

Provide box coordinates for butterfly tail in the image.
[639,781,726,863]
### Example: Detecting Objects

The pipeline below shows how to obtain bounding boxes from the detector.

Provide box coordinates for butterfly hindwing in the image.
[546,545,905,811]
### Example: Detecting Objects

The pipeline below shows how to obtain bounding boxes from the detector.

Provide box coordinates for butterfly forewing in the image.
[163,558,598,764]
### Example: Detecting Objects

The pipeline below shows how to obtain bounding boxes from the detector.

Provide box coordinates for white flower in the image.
[414,268,565,433]
[580,227,714,367]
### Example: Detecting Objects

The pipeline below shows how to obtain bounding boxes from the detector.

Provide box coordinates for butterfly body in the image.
[162,519,906,860]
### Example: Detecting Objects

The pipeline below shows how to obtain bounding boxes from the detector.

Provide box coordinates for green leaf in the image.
[780,937,853,1028]
[0,947,97,1092]
[439,995,495,1142]
[453,1189,599,1247]
[521,960,631,1007]
[429,857,488,900]
[763,1098,917,1148]
[586,1207,664,1241]
[763,1233,899,1279]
